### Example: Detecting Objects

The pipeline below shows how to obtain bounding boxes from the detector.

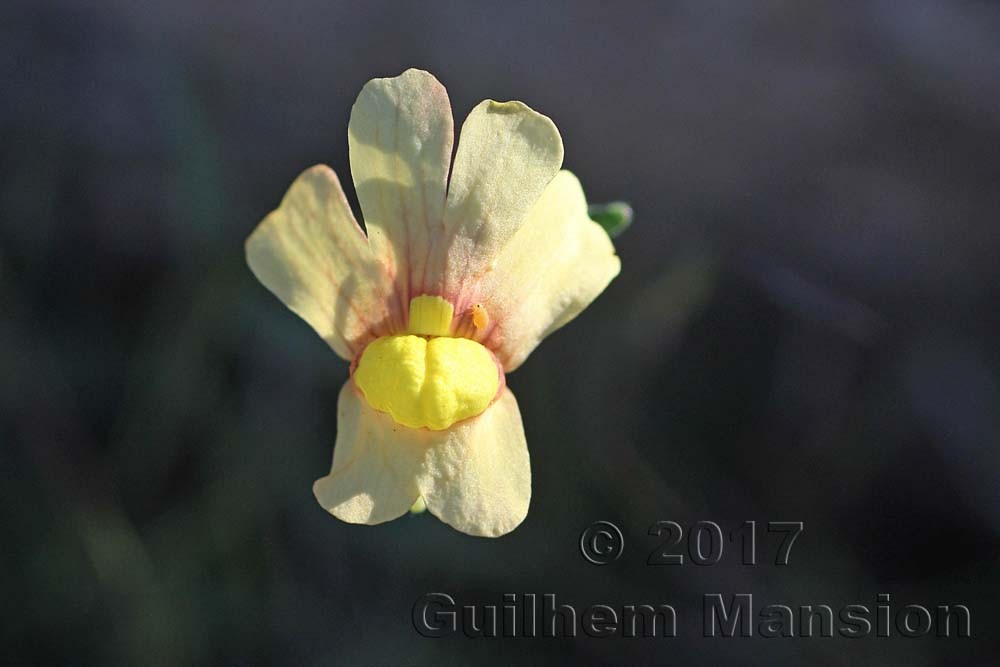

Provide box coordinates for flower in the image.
[245,69,620,537]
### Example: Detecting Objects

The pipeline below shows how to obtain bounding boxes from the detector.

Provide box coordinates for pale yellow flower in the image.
[245,69,620,537]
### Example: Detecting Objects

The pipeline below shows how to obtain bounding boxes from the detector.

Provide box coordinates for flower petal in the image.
[314,383,530,535]
[246,165,396,360]
[476,170,621,371]
[348,69,454,304]
[313,382,425,525]
[436,100,564,301]
[416,388,531,537]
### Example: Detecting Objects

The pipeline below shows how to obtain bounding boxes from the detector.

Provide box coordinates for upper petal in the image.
[475,170,621,371]
[435,100,564,304]
[416,387,531,537]
[348,69,454,306]
[313,381,425,525]
[245,165,396,360]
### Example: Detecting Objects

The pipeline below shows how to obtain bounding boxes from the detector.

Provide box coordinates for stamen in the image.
[471,303,489,331]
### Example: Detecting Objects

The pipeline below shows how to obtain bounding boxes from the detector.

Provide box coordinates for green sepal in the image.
[588,201,633,238]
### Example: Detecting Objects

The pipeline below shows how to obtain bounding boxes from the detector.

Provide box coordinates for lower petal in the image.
[313,382,425,525]
[416,388,531,537]
[314,383,531,537]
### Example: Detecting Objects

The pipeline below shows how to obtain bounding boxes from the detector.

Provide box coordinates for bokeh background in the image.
[4,1,1000,664]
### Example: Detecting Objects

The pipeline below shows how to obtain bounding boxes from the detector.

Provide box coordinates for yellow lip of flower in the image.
[245,68,621,537]
[354,295,502,431]
[354,332,501,431]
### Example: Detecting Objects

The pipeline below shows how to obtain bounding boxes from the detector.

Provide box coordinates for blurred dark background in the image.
[3,1,999,664]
